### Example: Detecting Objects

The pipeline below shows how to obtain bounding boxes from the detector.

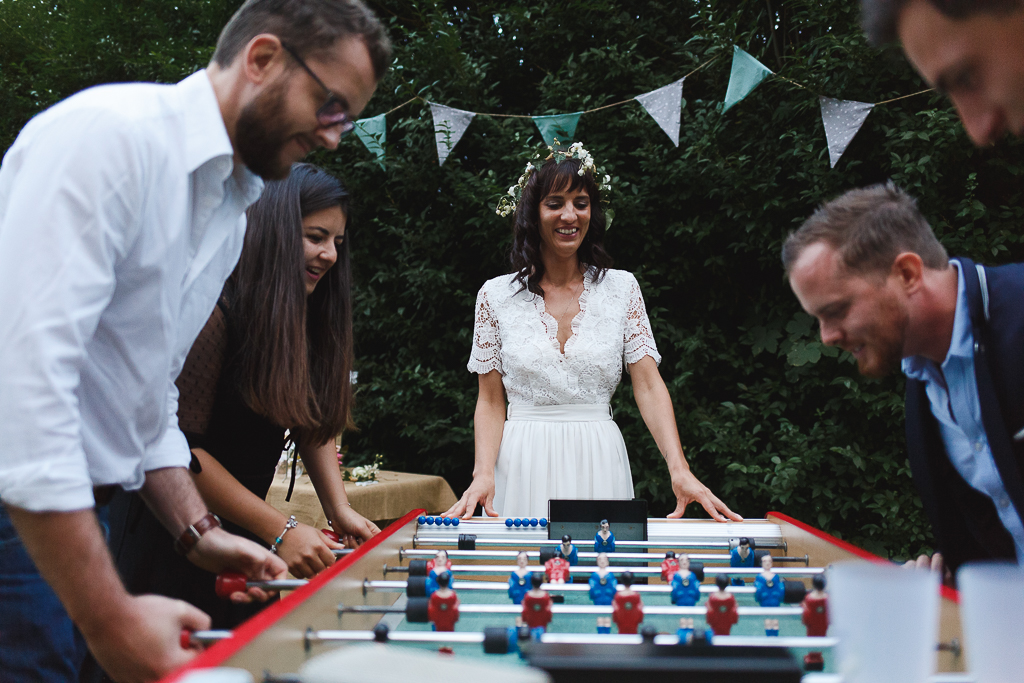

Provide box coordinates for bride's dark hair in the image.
[509,157,612,295]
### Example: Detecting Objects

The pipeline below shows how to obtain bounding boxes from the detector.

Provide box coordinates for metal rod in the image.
[383,564,823,577]
[414,537,788,550]
[338,603,804,617]
[363,579,757,595]
[399,548,809,564]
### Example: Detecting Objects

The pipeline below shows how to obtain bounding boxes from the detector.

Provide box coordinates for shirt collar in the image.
[178,70,235,174]
[902,260,971,380]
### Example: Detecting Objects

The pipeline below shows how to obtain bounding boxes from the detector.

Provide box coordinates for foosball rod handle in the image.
[214,572,308,599]
[180,629,233,649]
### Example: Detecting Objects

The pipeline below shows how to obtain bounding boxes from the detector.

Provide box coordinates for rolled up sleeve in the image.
[0,110,143,511]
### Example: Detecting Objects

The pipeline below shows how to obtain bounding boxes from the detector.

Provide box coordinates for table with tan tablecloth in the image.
[265,467,457,528]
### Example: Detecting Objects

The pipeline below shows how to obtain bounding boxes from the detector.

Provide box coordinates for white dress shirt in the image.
[0,71,263,512]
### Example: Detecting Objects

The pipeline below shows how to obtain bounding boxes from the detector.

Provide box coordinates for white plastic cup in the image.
[958,562,1024,683]
[829,561,940,683]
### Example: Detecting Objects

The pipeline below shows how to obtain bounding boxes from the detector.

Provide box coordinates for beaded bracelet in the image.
[271,515,298,554]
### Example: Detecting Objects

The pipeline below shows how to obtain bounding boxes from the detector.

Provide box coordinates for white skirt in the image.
[493,404,635,518]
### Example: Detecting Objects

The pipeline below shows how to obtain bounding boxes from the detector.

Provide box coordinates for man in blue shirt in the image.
[783,182,1024,575]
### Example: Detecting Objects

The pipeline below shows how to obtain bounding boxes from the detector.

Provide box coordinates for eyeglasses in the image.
[281,42,356,136]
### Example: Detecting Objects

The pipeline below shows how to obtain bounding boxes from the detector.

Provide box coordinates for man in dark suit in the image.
[783,182,1024,575]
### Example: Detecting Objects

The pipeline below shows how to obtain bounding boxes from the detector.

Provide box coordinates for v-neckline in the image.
[538,272,590,357]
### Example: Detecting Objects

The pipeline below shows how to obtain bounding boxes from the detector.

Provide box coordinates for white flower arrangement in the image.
[342,453,384,482]
[495,140,610,218]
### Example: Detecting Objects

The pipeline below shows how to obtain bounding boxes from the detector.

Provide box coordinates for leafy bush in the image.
[3,0,1021,559]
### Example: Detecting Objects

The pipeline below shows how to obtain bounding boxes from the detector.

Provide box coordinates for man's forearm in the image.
[139,466,210,538]
[6,505,130,639]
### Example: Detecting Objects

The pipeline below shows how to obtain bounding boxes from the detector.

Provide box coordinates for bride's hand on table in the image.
[668,469,743,522]
[444,476,498,519]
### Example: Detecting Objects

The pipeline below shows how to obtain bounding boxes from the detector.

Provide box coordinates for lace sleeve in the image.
[623,275,662,369]
[467,287,503,375]
[175,305,228,441]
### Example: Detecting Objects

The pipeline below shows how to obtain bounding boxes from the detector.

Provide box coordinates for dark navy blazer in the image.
[904,257,1024,574]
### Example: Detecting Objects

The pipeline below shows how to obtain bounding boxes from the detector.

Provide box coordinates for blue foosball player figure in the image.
[588,553,618,633]
[425,550,453,597]
[730,537,755,586]
[508,551,533,605]
[593,519,615,553]
[754,554,786,636]
[670,553,701,606]
[676,618,714,644]
[558,535,579,566]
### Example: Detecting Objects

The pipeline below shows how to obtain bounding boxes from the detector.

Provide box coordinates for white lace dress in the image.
[467,268,662,517]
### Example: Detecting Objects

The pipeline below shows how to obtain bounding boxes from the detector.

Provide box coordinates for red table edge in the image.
[160,508,426,682]
[768,511,959,604]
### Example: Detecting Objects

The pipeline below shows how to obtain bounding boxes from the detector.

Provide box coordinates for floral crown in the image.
[495,140,611,218]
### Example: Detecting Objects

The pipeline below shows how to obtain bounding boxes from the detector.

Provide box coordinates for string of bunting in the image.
[351,45,934,171]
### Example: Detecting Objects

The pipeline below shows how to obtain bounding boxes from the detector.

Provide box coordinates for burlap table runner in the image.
[265,467,457,528]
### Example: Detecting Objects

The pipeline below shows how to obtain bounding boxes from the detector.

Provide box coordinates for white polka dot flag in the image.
[635,77,685,147]
[723,45,773,113]
[819,97,875,168]
[429,102,476,166]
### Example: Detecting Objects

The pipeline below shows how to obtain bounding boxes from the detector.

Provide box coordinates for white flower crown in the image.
[495,140,612,218]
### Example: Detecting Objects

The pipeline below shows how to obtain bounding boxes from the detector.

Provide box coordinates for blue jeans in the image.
[0,504,90,683]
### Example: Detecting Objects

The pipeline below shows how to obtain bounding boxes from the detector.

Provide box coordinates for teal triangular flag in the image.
[723,45,773,113]
[353,114,386,170]
[532,113,582,147]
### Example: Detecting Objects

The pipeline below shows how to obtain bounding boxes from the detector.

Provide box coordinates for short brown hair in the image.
[861,0,1022,46]
[782,182,949,277]
[212,0,391,81]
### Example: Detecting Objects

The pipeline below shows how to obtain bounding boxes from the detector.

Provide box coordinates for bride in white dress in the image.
[445,143,741,521]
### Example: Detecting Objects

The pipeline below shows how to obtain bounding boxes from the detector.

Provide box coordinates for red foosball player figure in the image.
[544,555,571,584]
[706,574,738,636]
[801,574,829,671]
[428,571,459,632]
[611,571,644,634]
[661,551,680,582]
[521,573,553,638]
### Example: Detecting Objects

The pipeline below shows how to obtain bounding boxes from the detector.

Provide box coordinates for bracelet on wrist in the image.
[270,515,298,554]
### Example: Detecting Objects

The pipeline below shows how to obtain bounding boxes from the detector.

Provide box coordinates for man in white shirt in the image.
[0,1,388,681]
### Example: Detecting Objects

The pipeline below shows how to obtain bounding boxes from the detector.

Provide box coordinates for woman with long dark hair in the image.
[107,163,378,628]
[445,144,741,521]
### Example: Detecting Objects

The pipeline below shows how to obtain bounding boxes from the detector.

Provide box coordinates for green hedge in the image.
[4,0,1022,559]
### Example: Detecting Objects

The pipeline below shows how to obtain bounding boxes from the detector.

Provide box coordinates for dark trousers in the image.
[0,504,93,683]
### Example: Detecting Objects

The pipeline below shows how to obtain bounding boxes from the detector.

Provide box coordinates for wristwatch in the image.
[174,512,221,556]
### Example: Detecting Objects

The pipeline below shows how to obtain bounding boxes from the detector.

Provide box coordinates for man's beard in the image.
[856,297,908,378]
[235,82,293,181]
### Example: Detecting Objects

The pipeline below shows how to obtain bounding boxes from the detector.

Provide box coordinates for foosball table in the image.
[164,510,965,683]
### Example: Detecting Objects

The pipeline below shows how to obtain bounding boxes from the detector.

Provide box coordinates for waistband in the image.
[506,404,613,422]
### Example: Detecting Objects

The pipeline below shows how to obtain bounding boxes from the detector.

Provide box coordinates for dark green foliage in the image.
[3,0,1022,559]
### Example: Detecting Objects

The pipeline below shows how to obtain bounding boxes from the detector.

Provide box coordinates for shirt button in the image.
[975,441,984,452]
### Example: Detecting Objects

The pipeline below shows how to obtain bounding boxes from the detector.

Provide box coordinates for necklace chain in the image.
[553,277,584,326]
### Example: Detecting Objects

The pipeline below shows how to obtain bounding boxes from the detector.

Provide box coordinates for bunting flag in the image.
[532,113,582,147]
[723,45,773,113]
[819,97,875,168]
[353,114,386,170]
[635,77,685,146]
[429,102,475,166]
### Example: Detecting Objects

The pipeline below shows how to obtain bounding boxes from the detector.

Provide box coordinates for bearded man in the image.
[0,1,389,680]
[783,182,1024,577]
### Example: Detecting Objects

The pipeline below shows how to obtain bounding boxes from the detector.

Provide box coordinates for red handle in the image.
[180,628,193,649]
[215,571,249,599]
[321,528,340,543]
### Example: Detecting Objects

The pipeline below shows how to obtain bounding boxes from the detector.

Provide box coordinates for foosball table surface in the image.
[162,510,964,682]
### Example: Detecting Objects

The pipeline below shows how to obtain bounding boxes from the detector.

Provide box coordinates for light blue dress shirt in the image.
[902,262,1024,563]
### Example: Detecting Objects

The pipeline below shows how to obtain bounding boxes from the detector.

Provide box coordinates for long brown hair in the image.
[228,163,354,447]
